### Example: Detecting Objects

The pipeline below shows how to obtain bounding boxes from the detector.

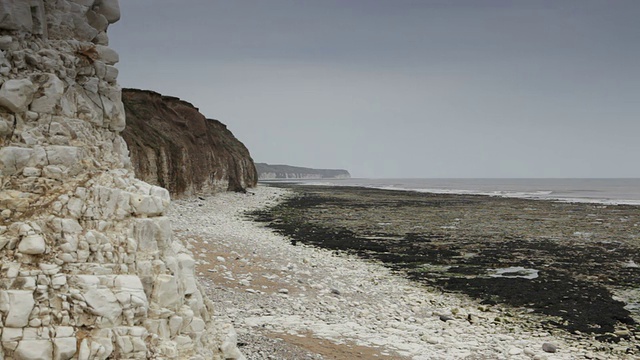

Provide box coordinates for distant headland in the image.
[256,163,350,180]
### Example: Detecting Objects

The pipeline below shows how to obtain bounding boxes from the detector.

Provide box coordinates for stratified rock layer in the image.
[0,1,241,359]
[121,89,257,197]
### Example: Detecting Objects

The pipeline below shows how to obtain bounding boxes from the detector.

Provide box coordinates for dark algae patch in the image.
[251,184,640,341]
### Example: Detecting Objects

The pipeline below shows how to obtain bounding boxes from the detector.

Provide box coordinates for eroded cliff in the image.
[0,1,242,359]
[121,89,257,197]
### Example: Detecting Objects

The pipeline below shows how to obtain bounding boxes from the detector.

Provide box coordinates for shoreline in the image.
[258,179,640,206]
[169,185,637,359]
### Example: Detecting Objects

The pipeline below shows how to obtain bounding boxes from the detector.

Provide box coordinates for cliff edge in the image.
[121,89,257,197]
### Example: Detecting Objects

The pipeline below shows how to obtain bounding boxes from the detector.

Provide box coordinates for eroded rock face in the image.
[121,89,258,197]
[0,1,241,359]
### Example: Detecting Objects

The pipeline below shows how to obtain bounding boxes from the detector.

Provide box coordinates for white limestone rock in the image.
[3,290,35,327]
[1,328,22,342]
[86,10,108,32]
[53,337,77,360]
[0,79,36,113]
[104,65,118,82]
[44,146,85,173]
[220,324,246,360]
[152,274,180,311]
[95,0,121,23]
[0,147,33,176]
[17,234,46,255]
[0,1,34,32]
[83,288,122,324]
[0,35,12,50]
[0,0,245,358]
[14,339,53,360]
[30,74,66,114]
[94,45,119,65]
[177,253,198,295]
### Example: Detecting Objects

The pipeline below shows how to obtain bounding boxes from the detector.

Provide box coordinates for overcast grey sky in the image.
[110,1,640,178]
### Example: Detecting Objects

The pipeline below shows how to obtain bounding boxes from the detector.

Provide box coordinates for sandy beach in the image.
[167,185,639,359]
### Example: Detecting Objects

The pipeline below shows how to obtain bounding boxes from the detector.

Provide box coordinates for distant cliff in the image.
[256,163,351,180]
[122,89,258,196]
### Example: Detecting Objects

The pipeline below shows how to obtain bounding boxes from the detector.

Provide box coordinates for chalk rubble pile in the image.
[0,1,243,359]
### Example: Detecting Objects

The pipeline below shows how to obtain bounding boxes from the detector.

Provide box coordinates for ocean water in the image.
[271,178,640,205]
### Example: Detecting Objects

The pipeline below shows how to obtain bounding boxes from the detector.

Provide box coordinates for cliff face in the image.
[121,89,257,197]
[256,163,351,180]
[0,2,241,359]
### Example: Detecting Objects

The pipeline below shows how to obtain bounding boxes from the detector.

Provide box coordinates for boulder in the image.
[17,234,46,254]
[95,45,119,65]
[95,0,120,23]
[3,290,35,327]
[0,79,36,112]
[152,274,180,310]
[0,1,33,32]
[14,339,54,360]
[53,337,77,360]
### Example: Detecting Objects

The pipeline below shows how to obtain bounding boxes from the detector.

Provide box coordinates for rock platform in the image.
[171,185,638,359]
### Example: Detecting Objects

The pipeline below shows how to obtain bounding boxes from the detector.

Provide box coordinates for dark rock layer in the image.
[121,88,257,196]
[256,163,350,180]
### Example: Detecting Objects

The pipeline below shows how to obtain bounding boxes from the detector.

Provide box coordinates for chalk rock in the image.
[0,147,33,176]
[53,337,77,360]
[83,288,122,323]
[1,327,22,342]
[220,324,246,360]
[104,65,119,82]
[17,234,46,255]
[152,274,180,310]
[45,146,85,168]
[0,79,36,112]
[14,339,54,360]
[0,1,34,32]
[3,290,35,327]
[0,35,12,50]
[0,0,247,358]
[86,10,108,33]
[95,45,119,65]
[30,74,66,114]
[95,0,121,23]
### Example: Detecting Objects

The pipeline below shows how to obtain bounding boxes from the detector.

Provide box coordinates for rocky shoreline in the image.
[170,185,638,359]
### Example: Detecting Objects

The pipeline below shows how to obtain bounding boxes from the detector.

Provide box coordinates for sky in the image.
[109,0,640,178]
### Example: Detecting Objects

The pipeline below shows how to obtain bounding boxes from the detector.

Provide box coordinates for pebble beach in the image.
[169,185,638,360]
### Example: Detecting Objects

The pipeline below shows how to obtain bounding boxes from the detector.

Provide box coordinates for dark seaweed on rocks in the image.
[250,184,640,339]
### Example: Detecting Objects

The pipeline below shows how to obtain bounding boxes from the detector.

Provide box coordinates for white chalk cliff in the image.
[0,1,243,359]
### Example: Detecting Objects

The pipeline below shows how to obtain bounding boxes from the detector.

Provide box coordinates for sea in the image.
[266,178,640,206]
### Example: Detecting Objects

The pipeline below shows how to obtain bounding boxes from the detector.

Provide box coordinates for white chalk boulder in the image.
[0,79,36,112]
[3,290,35,327]
[14,339,54,360]
[18,234,46,255]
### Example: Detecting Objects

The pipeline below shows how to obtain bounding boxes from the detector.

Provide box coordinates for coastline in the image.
[265,178,640,206]
[169,185,638,359]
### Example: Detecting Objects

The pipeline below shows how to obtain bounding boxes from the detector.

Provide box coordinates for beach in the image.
[168,185,638,359]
